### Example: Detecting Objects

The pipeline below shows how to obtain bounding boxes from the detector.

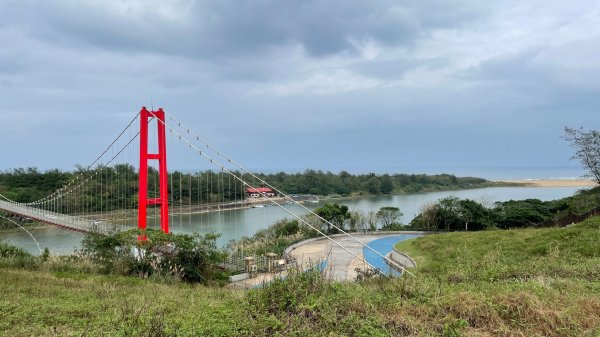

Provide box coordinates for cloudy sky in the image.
[1,0,598,178]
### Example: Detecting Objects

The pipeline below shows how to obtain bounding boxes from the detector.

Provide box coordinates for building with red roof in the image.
[246,187,276,198]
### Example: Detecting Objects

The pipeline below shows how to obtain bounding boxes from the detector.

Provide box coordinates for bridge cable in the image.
[0,127,141,233]
[0,215,42,255]
[1,113,142,207]
[158,117,413,276]
[164,114,413,276]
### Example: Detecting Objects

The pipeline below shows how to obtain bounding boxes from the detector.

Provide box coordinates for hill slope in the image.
[1,218,600,336]
[395,217,600,336]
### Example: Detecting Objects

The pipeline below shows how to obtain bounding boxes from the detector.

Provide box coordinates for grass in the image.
[394,217,600,336]
[2,218,600,336]
[395,216,600,283]
[0,269,250,336]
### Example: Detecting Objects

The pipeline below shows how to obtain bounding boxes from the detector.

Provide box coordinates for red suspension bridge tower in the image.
[138,107,169,237]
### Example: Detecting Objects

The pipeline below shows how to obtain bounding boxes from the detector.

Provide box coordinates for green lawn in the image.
[1,218,600,336]
[394,217,600,336]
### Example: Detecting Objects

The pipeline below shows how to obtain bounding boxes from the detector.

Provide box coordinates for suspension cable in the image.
[0,215,42,254]
[157,117,413,276]
[0,113,141,206]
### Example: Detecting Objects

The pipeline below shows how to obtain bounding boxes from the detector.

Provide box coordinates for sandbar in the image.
[495,179,598,187]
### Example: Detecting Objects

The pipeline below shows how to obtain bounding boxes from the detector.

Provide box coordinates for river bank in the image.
[1,185,588,254]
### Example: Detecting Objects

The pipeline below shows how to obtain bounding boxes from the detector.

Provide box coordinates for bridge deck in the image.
[0,200,124,234]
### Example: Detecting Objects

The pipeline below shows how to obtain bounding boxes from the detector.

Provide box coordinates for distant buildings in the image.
[246,187,276,198]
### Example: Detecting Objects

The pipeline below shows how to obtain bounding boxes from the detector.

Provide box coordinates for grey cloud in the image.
[0,0,598,174]
[2,0,493,60]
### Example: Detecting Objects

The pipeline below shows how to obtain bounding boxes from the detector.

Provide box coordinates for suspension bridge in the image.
[0,107,413,277]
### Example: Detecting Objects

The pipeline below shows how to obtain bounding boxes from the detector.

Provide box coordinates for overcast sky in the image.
[1,0,598,178]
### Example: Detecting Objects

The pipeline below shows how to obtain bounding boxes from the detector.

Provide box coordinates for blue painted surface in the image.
[363,234,421,276]
[318,259,328,272]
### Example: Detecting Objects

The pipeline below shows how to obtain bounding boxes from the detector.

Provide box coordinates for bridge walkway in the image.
[0,200,122,234]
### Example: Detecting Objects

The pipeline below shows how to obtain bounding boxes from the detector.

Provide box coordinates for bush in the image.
[247,266,334,315]
[229,218,318,256]
[0,242,37,269]
[82,229,227,284]
[380,222,406,231]
[0,242,32,259]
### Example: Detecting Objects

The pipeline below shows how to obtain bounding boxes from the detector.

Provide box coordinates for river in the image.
[1,186,586,254]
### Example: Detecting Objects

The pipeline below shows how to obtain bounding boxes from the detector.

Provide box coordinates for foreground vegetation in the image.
[2,217,600,336]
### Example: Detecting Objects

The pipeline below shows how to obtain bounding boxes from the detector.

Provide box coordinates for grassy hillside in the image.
[395,217,600,336]
[2,218,600,336]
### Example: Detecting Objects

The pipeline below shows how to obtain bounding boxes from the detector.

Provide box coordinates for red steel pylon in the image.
[138,107,169,238]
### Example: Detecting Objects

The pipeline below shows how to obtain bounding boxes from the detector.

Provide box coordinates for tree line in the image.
[409,186,600,231]
[301,185,600,235]
[0,167,492,212]
[256,170,490,195]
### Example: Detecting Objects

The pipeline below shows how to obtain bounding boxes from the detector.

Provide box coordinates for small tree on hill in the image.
[563,127,600,184]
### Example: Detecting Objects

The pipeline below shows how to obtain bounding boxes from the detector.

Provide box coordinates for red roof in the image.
[246,187,273,193]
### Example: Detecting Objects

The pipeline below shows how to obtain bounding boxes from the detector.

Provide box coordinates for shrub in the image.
[81,229,227,283]
[0,242,32,259]
[0,242,37,269]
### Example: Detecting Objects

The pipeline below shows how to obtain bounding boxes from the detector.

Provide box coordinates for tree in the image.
[376,206,403,229]
[314,203,350,234]
[436,196,461,231]
[457,199,490,231]
[380,174,394,194]
[420,202,439,231]
[366,210,378,231]
[348,211,367,232]
[563,127,600,183]
[272,219,300,237]
[493,199,552,229]
[365,174,381,194]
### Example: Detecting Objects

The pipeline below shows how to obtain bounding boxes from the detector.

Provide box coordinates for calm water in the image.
[1,186,586,254]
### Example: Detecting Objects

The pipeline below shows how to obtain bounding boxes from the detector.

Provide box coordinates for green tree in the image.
[493,199,552,229]
[365,174,381,194]
[376,206,403,229]
[437,196,461,231]
[380,174,394,194]
[457,199,490,231]
[315,203,350,234]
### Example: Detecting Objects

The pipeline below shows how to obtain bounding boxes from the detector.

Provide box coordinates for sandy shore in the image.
[495,179,598,187]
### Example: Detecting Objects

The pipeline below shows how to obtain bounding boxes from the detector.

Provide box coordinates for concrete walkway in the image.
[226,231,422,288]
[286,232,422,282]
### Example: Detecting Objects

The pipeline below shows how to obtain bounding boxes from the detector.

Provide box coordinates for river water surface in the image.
[1,186,586,254]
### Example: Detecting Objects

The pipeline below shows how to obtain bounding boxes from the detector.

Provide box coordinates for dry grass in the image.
[2,218,600,336]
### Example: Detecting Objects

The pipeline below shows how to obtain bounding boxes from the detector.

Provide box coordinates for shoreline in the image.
[493,179,598,187]
[1,181,594,234]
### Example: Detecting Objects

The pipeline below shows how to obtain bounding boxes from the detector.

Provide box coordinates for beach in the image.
[495,179,598,187]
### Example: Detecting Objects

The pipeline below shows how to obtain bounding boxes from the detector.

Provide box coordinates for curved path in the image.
[285,231,422,281]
